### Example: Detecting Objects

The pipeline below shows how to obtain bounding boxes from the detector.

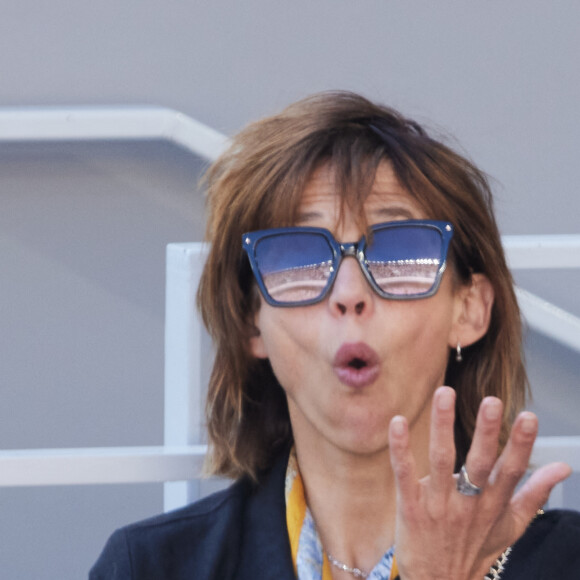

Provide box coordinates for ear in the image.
[449,273,494,349]
[248,308,269,359]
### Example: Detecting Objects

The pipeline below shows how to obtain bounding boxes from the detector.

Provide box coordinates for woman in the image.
[91,92,579,579]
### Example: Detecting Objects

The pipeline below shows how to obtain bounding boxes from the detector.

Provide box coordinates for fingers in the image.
[512,462,572,518]
[428,387,457,492]
[486,411,550,527]
[390,387,457,506]
[463,397,503,489]
[489,412,538,496]
[389,415,419,505]
[391,393,565,525]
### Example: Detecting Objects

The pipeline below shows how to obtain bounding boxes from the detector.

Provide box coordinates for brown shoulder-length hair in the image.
[197,91,528,481]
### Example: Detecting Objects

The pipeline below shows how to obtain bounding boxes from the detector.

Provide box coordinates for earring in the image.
[456,342,463,363]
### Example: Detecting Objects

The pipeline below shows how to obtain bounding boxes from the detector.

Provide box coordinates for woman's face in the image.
[250,162,465,458]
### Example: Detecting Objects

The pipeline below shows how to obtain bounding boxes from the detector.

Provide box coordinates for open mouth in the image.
[333,342,380,388]
[348,357,368,370]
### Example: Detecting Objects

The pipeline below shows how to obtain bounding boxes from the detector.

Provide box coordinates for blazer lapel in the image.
[236,452,296,579]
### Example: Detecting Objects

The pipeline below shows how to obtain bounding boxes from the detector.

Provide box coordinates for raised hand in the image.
[388,386,571,580]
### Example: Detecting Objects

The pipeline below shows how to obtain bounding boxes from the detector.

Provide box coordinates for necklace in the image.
[328,545,511,580]
[327,510,544,580]
[326,552,369,578]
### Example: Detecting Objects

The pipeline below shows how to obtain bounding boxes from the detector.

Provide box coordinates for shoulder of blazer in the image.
[89,478,255,580]
[126,476,252,530]
[89,452,294,580]
[503,509,580,579]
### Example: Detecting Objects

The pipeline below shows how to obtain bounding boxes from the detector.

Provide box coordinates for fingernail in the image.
[484,399,502,420]
[391,416,406,436]
[437,389,454,411]
[520,413,537,434]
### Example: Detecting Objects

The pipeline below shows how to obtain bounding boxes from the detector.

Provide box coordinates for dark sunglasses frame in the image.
[242,219,454,307]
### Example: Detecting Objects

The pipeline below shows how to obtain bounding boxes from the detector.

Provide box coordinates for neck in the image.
[299,444,397,560]
[291,407,431,573]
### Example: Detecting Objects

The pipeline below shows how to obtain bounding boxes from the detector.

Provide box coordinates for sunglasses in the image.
[242,219,454,307]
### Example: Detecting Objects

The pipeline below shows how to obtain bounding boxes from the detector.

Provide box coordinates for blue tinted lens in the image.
[255,232,334,303]
[366,225,443,296]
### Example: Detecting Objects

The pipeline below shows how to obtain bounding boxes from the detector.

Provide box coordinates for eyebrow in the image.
[296,210,325,224]
[296,205,418,225]
[370,206,418,221]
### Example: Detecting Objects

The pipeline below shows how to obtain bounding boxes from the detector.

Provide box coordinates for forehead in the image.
[297,161,427,226]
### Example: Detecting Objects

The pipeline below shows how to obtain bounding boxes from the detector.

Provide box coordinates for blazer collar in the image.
[236,450,296,579]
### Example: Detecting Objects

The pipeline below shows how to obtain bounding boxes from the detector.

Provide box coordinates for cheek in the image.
[410,323,452,380]
[385,299,455,375]
[254,307,320,384]
[414,307,453,348]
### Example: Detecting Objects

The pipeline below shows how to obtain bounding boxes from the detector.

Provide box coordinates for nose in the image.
[328,256,374,316]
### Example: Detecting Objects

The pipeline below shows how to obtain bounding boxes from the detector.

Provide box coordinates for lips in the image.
[333,342,380,389]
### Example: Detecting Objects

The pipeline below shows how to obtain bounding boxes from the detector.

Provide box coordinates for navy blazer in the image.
[90,452,580,579]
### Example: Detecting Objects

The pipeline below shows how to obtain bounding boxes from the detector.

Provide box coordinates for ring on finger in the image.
[456,464,483,496]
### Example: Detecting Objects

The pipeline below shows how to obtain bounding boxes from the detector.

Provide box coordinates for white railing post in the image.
[163,243,209,511]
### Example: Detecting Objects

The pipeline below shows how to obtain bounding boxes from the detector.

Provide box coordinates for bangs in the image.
[262,128,388,235]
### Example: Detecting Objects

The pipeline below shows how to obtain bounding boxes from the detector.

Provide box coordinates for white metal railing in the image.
[0,107,578,510]
[0,445,206,487]
[3,438,578,490]
[503,234,580,354]
[0,106,228,160]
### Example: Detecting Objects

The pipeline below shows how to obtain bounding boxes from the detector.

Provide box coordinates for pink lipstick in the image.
[333,342,380,389]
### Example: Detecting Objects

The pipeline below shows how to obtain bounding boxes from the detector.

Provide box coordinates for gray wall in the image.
[0,2,579,578]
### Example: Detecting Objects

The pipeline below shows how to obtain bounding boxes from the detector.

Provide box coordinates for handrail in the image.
[504,236,580,353]
[0,445,206,487]
[516,288,580,353]
[0,106,229,161]
[504,234,580,269]
[0,437,577,488]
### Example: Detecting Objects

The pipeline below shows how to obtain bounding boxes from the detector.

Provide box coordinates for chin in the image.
[335,426,391,457]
